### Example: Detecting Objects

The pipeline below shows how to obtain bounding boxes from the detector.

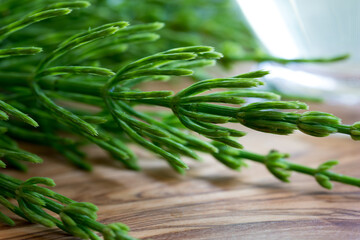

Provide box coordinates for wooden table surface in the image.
[1,104,360,240]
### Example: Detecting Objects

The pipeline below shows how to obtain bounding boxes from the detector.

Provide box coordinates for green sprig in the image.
[0,174,138,240]
[212,143,360,189]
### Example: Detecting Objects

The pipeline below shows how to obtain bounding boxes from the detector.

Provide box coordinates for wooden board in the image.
[1,104,360,240]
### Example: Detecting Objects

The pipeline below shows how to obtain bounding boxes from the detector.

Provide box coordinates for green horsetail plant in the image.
[0,174,138,240]
[0,1,360,239]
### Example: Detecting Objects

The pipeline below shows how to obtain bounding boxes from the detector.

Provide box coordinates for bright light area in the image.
[237,0,301,59]
[264,64,337,90]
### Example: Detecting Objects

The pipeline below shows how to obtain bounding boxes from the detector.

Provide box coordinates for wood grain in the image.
[1,104,360,240]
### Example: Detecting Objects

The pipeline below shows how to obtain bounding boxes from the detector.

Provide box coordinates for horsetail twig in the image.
[0,174,138,240]
[0,1,359,239]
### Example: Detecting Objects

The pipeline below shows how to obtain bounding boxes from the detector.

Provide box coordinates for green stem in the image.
[238,150,360,187]
[0,173,131,238]
[0,72,354,138]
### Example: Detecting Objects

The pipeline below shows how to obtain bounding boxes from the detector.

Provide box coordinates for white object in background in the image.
[237,0,360,104]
